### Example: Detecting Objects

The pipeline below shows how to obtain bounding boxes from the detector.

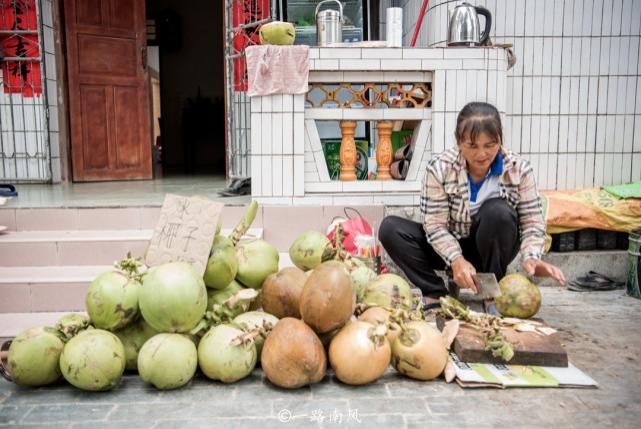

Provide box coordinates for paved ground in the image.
[1,287,640,429]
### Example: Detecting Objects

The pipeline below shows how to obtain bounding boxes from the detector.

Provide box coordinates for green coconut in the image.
[203,235,238,290]
[198,324,257,383]
[86,271,140,331]
[55,313,92,341]
[495,273,542,319]
[114,318,159,371]
[207,279,245,310]
[6,327,64,387]
[259,21,295,45]
[232,311,279,362]
[350,265,378,302]
[59,329,125,391]
[137,333,198,390]
[139,262,207,333]
[235,239,279,289]
[361,273,413,310]
[288,231,330,271]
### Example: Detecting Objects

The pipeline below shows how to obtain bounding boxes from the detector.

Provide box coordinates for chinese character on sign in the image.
[0,0,42,97]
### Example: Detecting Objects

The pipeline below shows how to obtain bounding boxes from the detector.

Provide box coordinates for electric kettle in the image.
[447,2,492,46]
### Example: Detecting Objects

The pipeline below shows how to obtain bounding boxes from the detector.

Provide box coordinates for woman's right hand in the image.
[451,256,478,293]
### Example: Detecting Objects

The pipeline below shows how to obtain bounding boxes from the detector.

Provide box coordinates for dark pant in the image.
[379,198,520,298]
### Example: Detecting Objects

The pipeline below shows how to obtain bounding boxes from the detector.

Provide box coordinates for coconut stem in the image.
[115,252,146,282]
[368,323,389,348]
[320,223,362,272]
[438,296,514,362]
[207,289,259,326]
[230,326,265,347]
[229,200,258,246]
[55,314,91,342]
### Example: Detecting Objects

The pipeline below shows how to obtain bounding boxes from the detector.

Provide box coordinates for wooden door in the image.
[64,0,152,181]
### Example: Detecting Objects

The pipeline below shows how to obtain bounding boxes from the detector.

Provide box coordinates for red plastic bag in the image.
[326,208,373,255]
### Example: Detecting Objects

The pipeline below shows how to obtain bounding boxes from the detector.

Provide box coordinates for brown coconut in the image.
[261,267,307,318]
[299,261,354,334]
[261,318,326,389]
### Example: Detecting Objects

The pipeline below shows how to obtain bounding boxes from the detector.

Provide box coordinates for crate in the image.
[575,229,597,251]
[552,232,576,252]
[597,230,618,250]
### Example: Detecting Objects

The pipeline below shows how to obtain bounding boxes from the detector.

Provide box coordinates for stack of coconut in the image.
[1,201,449,391]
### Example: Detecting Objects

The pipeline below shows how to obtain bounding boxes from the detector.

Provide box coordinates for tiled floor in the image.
[0,176,251,208]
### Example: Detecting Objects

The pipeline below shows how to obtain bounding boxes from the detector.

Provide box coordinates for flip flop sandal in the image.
[0,184,17,197]
[218,177,251,197]
[394,143,413,161]
[390,159,409,180]
[567,271,624,292]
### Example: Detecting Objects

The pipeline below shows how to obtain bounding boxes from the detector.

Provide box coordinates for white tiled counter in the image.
[249,47,509,206]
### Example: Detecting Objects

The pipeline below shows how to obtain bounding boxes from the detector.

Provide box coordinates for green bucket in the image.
[627,229,641,299]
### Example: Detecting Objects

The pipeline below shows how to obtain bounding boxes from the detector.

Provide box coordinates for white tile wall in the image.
[410,0,641,189]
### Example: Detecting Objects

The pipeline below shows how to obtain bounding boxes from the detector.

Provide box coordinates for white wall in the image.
[380,0,641,190]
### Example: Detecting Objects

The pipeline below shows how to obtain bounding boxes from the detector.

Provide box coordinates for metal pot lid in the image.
[317,10,341,19]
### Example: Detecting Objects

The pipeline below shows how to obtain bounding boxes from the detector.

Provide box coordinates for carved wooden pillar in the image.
[339,120,357,181]
[376,121,393,180]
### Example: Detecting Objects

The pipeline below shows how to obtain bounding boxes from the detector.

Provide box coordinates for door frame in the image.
[53,0,153,182]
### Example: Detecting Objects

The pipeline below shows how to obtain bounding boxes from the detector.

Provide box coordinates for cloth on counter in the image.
[245,45,309,97]
[603,181,641,199]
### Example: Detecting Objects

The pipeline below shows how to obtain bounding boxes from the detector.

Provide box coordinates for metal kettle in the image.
[316,0,343,46]
[447,2,492,46]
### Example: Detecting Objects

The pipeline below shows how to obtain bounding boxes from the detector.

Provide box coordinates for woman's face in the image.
[457,132,501,172]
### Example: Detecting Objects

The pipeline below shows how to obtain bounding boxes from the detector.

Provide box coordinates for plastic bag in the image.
[542,187,641,234]
[326,208,373,255]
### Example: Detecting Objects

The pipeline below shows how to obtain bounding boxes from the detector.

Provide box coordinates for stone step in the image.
[0,311,74,340]
[0,252,294,323]
[0,265,109,313]
[0,228,264,266]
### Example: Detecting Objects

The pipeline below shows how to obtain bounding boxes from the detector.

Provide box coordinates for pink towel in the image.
[245,45,309,97]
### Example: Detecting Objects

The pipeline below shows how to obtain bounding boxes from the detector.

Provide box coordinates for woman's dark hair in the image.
[454,102,503,145]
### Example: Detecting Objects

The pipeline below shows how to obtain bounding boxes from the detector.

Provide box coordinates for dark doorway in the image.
[146,0,226,176]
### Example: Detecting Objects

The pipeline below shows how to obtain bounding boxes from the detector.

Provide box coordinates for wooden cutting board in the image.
[436,317,568,367]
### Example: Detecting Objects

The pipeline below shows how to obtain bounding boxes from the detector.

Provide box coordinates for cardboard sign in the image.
[145,194,223,275]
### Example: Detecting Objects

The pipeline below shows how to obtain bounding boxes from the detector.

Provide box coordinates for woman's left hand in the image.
[522,259,566,285]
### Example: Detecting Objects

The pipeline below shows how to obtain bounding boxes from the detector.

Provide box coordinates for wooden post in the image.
[376,121,393,180]
[339,120,357,181]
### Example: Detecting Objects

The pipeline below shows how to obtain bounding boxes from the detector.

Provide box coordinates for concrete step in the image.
[0,205,387,252]
[0,311,76,340]
[0,228,264,266]
[0,265,109,313]
[0,252,293,321]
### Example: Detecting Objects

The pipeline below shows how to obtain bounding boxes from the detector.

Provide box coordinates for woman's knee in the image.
[478,198,517,224]
[378,215,401,247]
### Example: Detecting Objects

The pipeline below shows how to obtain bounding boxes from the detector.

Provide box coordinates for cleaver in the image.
[456,273,502,301]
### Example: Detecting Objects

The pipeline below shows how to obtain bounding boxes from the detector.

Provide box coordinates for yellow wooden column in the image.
[376,121,393,180]
[339,120,357,181]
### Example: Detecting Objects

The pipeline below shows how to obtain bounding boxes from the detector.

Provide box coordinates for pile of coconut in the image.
[1,201,449,391]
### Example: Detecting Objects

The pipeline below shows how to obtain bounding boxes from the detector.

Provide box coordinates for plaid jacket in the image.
[419,147,546,265]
